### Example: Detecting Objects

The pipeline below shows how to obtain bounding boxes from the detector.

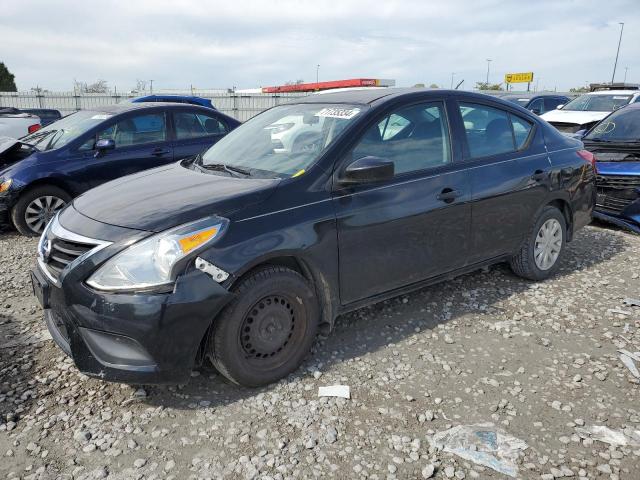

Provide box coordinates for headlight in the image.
[87,216,227,292]
[0,178,12,193]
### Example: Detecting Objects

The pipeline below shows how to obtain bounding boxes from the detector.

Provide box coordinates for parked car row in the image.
[25,89,596,387]
[0,102,239,234]
[538,84,640,234]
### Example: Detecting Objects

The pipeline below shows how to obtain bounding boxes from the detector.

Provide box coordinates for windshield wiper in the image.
[199,162,251,177]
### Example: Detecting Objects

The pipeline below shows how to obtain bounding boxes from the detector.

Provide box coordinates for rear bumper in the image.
[37,266,233,384]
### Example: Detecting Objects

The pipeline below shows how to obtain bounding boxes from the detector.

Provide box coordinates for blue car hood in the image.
[596,161,640,175]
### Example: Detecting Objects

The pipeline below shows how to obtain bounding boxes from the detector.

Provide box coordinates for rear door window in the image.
[174,111,228,139]
[459,103,515,158]
[510,115,533,149]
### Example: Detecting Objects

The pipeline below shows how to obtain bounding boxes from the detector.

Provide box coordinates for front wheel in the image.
[510,206,567,281]
[11,185,71,236]
[209,266,319,387]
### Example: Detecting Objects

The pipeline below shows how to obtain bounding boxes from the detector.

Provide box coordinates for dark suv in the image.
[0,102,239,235]
[31,89,595,387]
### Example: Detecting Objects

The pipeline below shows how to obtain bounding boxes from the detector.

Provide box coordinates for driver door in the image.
[332,99,471,304]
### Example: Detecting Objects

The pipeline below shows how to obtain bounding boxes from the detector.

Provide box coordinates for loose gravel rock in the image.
[1,224,640,479]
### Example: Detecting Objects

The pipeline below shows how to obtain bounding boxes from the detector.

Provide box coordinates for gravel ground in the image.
[1,224,639,480]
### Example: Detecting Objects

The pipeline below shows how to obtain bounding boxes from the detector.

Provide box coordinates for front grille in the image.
[596,194,633,214]
[550,122,581,133]
[39,215,108,284]
[596,174,640,214]
[45,238,95,280]
[596,175,640,189]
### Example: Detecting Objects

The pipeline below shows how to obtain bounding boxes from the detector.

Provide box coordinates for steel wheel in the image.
[240,294,297,363]
[534,218,562,271]
[24,195,66,234]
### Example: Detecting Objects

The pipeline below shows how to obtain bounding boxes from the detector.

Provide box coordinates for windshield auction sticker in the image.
[315,107,361,119]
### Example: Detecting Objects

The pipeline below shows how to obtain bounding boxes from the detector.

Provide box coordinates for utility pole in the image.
[149,79,154,94]
[485,59,492,85]
[316,64,320,84]
[450,72,455,89]
[624,67,629,83]
[611,22,624,84]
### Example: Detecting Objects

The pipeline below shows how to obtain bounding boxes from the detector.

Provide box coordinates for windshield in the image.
[21,110,112,150]
[200,103,365,177]
[561,94,632,112]
[585,107,640,142]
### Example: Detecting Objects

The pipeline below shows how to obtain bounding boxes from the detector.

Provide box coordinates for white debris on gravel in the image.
[1,226,640,479]
[318,385,350,399]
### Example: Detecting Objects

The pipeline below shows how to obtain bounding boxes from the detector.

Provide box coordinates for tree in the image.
[73,79,109,94]
[0,62,17,92]
[133,79,148,93]
[476,81,503,91]
[569,86,589,93]
[428,83,439,89]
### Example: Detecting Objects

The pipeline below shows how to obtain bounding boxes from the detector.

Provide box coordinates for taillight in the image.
[577,149,597,168]
[28,124,41,134]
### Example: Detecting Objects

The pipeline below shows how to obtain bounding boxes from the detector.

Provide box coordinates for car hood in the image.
[541,110,609,125]
[73,162,281,232]
[596,160,640,176]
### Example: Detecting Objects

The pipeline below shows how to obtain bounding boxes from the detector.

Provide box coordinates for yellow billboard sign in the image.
[505,72,534,84]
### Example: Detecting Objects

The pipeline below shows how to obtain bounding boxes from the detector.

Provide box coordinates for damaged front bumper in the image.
[595,163,640,234]
[33,264,233,384]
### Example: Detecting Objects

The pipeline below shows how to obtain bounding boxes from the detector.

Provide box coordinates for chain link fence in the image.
[0,91,308,122]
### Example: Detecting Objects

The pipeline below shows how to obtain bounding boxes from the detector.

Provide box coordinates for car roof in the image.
[502,92,568,99]
[292,87,521,106]
[83,102,213,114]
[585,90,639,96]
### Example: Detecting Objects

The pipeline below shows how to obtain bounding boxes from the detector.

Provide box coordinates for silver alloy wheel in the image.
[534,218,562,271]
[24,196,66,234]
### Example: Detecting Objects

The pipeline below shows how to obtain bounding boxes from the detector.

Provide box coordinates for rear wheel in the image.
[510,206,566,281]
[11,185,71,236]
[209,266,319,387]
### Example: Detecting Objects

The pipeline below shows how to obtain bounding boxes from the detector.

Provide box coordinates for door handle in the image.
[531,170,546,181]
[151,148,171,156]
[437,188,462,203]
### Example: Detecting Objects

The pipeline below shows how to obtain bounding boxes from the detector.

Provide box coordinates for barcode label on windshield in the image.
[315,107,361,119]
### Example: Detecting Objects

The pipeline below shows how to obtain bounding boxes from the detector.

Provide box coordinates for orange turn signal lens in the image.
[178,227,218,254]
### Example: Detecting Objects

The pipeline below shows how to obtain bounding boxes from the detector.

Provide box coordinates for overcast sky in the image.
[2,0,638,92]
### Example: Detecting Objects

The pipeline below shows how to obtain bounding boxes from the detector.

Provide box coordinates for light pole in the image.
[611,22,624,84]
[316,64,320,84]
[149,79,154,94]
[624,67,629,83]
[485,59,492,85]
[450,72,455,89]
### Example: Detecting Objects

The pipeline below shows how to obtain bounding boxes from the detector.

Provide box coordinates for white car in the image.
[0,108,41,139]
[541,90,640,134]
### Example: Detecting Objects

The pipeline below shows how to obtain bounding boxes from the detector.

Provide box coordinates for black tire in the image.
[209,266,319,387]
[11,185,71,236]
[510,206,567,281]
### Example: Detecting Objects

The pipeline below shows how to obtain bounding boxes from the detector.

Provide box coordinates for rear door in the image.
[455,100,552,263]
[333,98,471,304]
[171,109,230,159]
[73,110,173,190]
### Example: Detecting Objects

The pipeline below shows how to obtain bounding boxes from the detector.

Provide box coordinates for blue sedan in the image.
[0,102,239,235]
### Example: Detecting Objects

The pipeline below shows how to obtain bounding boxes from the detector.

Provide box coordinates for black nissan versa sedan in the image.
[31,89,596,387]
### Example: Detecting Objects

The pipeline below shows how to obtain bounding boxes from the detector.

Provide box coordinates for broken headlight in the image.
[87,216,228,292]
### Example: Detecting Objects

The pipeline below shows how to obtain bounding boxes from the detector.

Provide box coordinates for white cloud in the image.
[1,0,637,91]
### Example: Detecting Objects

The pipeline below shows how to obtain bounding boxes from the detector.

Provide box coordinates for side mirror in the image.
[94,138,115,157]
[556,104,564,110]
[339,156,394,185]
[531,108,541,115]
